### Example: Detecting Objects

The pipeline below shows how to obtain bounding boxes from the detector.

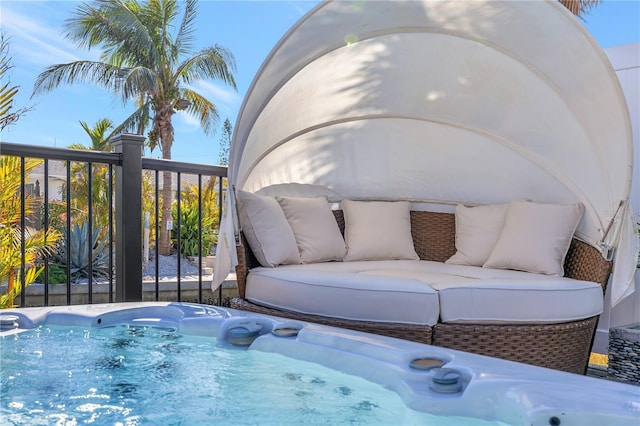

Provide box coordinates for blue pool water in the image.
[1,323,503,425]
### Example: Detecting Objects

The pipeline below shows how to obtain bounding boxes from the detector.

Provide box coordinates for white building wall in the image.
[594,43,640,353]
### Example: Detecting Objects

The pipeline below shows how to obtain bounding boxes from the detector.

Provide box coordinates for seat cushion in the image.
[433,279,603,324]
[358,267,603,323]
[245,268,440,325]
[247,260,603,325]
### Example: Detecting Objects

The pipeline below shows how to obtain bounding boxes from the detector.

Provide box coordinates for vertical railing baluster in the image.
[66,160,71,305]
[87,162,93,304]
[19,157,26,308]
[108,164,114,303]
[155,169,160,301]
[176,172,181,302]
[218,176,224,306]
[44,159,50,306]
[198,174,203,303]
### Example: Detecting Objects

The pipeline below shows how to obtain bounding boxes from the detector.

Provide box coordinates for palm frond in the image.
[174,0,197,56]
[0,266,42,308]
[0,83,18,118]
[32,61,122,97]
[75,118,114,150]
[175,45,237,89]
[111,101,152,138]
[142,0,181,67]
[180,88,219,135]
[118,66,157,101]
[5,226,62,266]
[65,0,158,68]
[0,157,43,226]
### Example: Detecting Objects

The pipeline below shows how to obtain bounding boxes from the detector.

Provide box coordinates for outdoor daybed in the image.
[213,0,638,377]
[231,194,611,374]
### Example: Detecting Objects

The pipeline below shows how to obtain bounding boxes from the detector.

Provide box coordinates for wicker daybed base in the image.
[233,209,612,375]
[231,297,432,344]
[432,317,599,373]
[232,297,597,374]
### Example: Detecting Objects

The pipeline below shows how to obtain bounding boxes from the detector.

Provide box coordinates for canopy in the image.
[217,0,637,305]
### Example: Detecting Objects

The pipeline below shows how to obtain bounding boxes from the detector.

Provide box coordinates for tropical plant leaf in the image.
[32,61,122,96]
[54,222,110,280]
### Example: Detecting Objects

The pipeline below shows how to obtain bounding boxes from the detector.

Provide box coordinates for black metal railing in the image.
[142,157,227,304]
[1,135,228,308]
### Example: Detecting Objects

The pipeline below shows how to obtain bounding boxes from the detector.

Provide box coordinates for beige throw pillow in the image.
[446,203,509,266]
[342,200,419,261]
[236,190,301,267]
[483,200,584,276]
[276,196,346,263]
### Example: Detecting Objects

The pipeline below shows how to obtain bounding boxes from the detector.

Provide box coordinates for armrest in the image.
[235,232,261,299]
[563,239,612,291]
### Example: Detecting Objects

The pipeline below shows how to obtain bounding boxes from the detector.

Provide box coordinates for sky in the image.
[0,0,638,164]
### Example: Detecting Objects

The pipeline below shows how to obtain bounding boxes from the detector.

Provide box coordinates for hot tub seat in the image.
[232,210,612,374]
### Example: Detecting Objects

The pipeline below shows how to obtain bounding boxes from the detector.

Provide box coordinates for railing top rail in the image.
[1,142,122,164]
[142,157,227,177]
[1,142,228,176]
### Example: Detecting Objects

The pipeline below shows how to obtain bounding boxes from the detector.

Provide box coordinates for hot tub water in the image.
[1,323,500,425]
[1,302,638,426]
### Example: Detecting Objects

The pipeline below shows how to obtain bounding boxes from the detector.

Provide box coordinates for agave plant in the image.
[55,222,110,281]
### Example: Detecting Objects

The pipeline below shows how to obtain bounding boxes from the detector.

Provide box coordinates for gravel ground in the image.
[143,250,201,280]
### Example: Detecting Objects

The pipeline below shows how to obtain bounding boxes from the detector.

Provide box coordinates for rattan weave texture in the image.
[432,317,598,374]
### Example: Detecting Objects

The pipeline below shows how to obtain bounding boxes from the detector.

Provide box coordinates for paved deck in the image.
[587,364,638,386]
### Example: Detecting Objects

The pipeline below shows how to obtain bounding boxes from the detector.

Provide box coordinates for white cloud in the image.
[175,110,202,130]
[187,80,241,117]
[1,4,100,67]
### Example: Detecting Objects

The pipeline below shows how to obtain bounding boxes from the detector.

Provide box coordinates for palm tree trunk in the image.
[157,108,175,256]
[559,0,601,17]
[158,169,173,256]
[7,268,14,299]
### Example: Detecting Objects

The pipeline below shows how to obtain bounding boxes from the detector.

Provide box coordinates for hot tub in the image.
[1,302,638,425]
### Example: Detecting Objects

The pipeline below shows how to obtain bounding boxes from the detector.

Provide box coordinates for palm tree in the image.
[66,118,115,228]
[32,0,237,255]
[69,118,115,152]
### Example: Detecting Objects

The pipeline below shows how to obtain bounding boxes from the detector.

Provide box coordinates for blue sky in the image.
[0,0,638,164]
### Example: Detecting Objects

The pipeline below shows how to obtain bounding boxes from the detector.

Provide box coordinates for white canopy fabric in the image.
[215,0,637,305]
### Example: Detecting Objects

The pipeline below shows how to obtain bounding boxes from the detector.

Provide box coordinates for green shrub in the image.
[35,264,67,284]
[172,203,217,257]
[171,181,219,258]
